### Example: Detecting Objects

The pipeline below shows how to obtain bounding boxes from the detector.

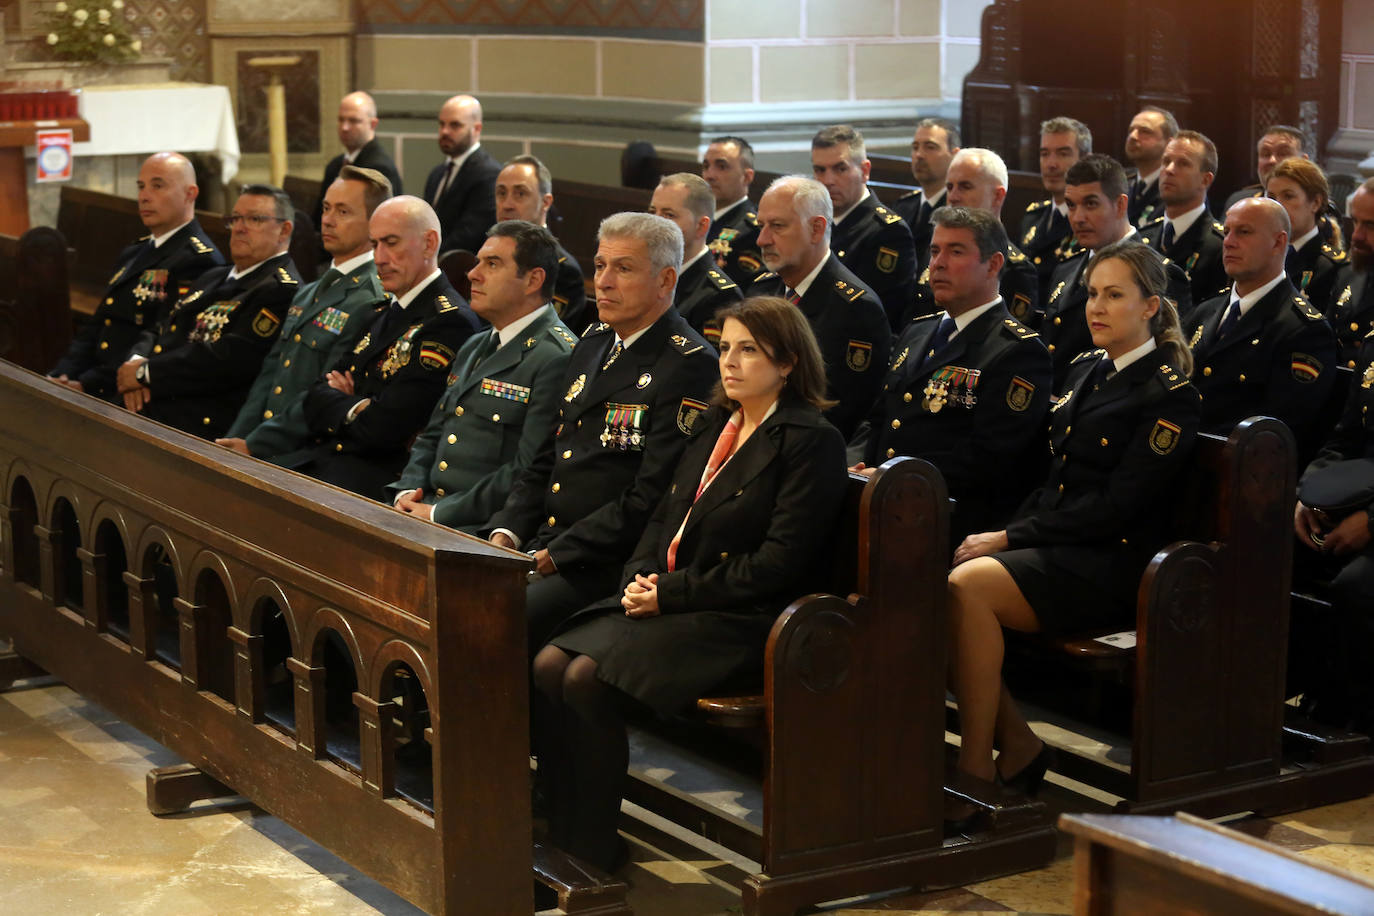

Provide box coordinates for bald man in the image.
[313,91,402,235]
[266,196,483,500]
[50,151,224,398]
[1187,197,1337,456]
[423,94,500,255]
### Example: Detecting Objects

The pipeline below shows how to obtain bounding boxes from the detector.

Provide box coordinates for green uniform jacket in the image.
[227,257,386,456]
[386,305,577,531]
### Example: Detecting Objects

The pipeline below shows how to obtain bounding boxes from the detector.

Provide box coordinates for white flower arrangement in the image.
[40,0,141,64]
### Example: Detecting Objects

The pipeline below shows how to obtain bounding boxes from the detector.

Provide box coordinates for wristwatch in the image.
[134,361,149,385]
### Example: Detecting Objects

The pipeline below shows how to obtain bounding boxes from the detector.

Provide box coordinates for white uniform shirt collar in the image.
[396,267,443,309]
[152,218,192,248]
[330,249,374,275]
[496,303,551,348]
[1112,336,1157,373]
[713,196,750,221]
[948,297,1003,337]
[1167,203,1207,240]
[791,252,831,298]
[1230,270,1288,317]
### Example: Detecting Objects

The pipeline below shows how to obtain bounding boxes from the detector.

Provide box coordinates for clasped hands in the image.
[1295,502,1370,556]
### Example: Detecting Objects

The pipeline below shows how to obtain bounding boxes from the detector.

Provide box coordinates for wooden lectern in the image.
[0,115,89,236]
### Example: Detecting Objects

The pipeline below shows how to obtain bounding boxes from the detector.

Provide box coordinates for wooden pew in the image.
[0,227,72,373]
[548,178,651,275]
[1000,417,1374,815]
[1060,812,1374,915]
[0,361,627,915]
[624,458,1058,916]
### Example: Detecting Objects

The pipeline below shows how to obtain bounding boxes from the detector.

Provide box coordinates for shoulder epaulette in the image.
[189,235,214,254]
[1006,245,1028,264]
[277,266,298,285]
[1026,199,1051,213]
[549,324,578,348]
[1059,244,1085,263]
[744,211,760,227]
[667,332,706,356]
[706,268,737,291]
[1293,296,1324,321]
[753,271,778,282]
[582,320,610,338]
[1071,348,1106,364]
[1210,220,1226,236]
[874,205,903,226]
[435,294,457,312]
[1324,243,1348,264]
[1001,317,1038,340]
[897,189,919,201]
[834,278,866,303]
[1156,362,1191,390]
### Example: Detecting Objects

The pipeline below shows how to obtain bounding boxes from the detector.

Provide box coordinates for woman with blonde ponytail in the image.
[941,240,1201,811]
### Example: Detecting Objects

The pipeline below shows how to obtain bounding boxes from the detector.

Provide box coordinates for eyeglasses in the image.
[225,214,285,228]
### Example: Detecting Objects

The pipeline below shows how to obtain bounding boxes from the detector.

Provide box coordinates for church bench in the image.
[0,361,627,916]
[0,227,72,374]
[1060,811,1374,915]
[623,457,1058,916]
[548,178,650,276]
[999,416,1374,816]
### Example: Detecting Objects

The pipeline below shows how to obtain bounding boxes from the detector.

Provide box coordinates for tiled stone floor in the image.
[2,678,1373,915]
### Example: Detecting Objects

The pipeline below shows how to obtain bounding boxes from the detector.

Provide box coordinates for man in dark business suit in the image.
[493,155,591,333]
[266,196,482,499]
[849,206,1051,542]
[312,92,402,236]
[1187,197,1336,460]
[649,172,741,345]
[422,94,501,255]
[49,151,224,398]
[747,176,892,438]
[114,185,300,439]
[485,211,718,650]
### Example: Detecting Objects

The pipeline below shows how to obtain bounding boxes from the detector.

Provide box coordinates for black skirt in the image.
[994,543,1142,634]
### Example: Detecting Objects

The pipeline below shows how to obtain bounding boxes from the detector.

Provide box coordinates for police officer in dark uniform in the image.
[387,222,577,531]
[812,125,917,333]
[1267,157,1348,325]
[485,212,718,650]
[649,172,742,346]
[50,151,223,398]
[893,117,959,275]
[115,185,299,439]
[849,207,1051,543]
[1188,198,1337,459]
[1020,117,1088,304]
[1044,155,1191,390]
[266,196,482,500]
[702,135,765,287]
[1124,107,1177,228]
[1138,131,1229,313]
[906,148,1040,326]
[747,176,892,439]
[1327,180,1374,367]
[1224,126,1346,247]
[493,155,592,333]
[218,166,391,460]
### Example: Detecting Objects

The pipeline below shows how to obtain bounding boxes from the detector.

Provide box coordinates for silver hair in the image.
[766,175,834,243]
[949,147,1009,190]
[598,211,684,272]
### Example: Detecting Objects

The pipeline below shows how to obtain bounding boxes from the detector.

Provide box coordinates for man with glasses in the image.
[114,184,300,438]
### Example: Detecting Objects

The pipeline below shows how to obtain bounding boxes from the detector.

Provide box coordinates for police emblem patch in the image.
[1149,418,1182,455]
[876,247,899,274]
[251,308,281,338]
[1012,293,1031,319]
[565,373,586,402]
[1291,352,1323,383]
[1007,376,1035,411]
[847,340,873,371]
[420,342,455,371]
[636,372,652,389]
[677,397,708,435]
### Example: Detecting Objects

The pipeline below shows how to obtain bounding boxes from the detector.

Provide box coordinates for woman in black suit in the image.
[946,241,1202,795]
[1267,156,1345,314]
[531,295,848,871]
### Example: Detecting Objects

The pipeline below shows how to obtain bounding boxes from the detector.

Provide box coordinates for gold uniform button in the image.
[1048,344,1056,353]
[438,461,448,471]
[1100,437,1108,446]
[202,417,211,426]
[838,250,846,258]
[447,433,457,444]
[1350,360,1358,369]
[283,358,291,367]
[104,318,111,326]
[336,443,344,452]
[719,551,729,560]
[492,413,500,422]
[562,449,572,459]
[890,419,901,429]
[293,333,302,342]
[1202,366,1212,376]
[1238,373,1246,382]
[455,406,464,417]
[273,386,282,395]
[552,483,560,493]
[99,341,108,350]
[547,516,556,527]
[153,345,162,354]
[1058,483,1065,493]
[263,409,273,419]
[435,488,445,497]
[170,324,177,332]
[1053,316,1062,326]
[903,392,913,403]
[886,448,895,458]
[105,297,114,305]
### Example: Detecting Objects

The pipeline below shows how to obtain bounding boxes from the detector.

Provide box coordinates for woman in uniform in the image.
[530,296,848,872]
[945,240,1201,796]
[1267,157,1346,315]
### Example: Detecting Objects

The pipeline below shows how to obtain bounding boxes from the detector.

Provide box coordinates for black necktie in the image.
[312,267,342,304]
[433,161,454,203]
[1217,301,1241,340]
[1285,245,1299,277]
[377,297,405,339]
[475,331,501,364]
[1090,357,1114,390]
[1162,221,1175,250]
[920,315,957,368]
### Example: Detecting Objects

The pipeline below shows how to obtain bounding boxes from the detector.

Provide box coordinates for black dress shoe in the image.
[999,742,1054,797]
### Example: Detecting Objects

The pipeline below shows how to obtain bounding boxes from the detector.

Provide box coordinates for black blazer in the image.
[313,138,403,231]
[1331,265,1374,368]
[674,253,742,346]
[1139,211,1228,314]
[422,147,501,254]
[830,191,918,333]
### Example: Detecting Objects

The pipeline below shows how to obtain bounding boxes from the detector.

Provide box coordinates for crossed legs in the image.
[947,556,1044,783]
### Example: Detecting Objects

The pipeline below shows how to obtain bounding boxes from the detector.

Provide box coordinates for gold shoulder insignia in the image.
[435,294,456,312]
[1146,215,1165,227]
[1324,243,1348,263]
[745,211,760,227]
[558,255,567,264]
[189,236,213,254]
[1071,348,1106,364]
[582,320,610,338]
[1364,326,1374,340]
[551,325,578,347]
[1002,317,1038,340]
[1006,246,1027,263]
[1189,324,1204,348]
[668,333,705,356]
[1157,363,1189,390]
[1294,297,1323,320]
[1210,220,1226,235]
[277,266,298,285]
[708,269,737,291]
[876,206,902,225]
[1026,199,1050,212]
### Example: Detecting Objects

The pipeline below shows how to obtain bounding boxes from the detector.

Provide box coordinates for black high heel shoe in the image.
[999,742,1054,797]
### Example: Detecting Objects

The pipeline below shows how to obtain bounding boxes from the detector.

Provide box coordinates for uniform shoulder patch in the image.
[834,278,866,303]
[1291,352,1324,383]
[582,320,611,338]
[1006,245,1028,263]
[1324,243,1349,264]
[875,206,903,225]
[1209,220,1226,237]
[419,341,455,371]
[435,294,457,312]
[1071,348,1106,364]
[277,266,298,286]
[1026,199,1051,213]
[677,397,709,435]
[1292,297,1324,320]
[668,333,706,356]
[252,308,282,338]
[550,325,579,347]
[744,211,760,227]
[1001,317,1038,340]
[707,268,737,291]
[1149,418,1184,455]
[189,236,214,254]
[1155,362,1190,390]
